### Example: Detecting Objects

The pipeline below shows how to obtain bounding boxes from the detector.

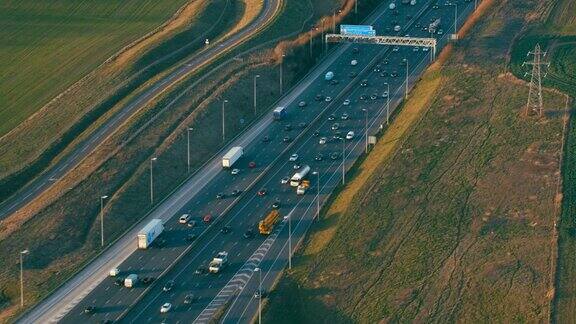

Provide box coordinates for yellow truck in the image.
[259,210,280,235]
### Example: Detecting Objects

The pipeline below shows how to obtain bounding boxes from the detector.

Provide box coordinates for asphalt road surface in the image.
[0,0,280,221]
[19,0,477,323]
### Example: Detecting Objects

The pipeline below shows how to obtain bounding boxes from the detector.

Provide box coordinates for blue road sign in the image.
[340,25,375,36]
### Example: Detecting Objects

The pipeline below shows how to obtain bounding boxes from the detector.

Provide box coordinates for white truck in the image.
[290,165,311,187]
[209,252,228,273]
[124,274,138,288]
[429,19,441,34]
[137,219,164,249]
[222,146,243,168]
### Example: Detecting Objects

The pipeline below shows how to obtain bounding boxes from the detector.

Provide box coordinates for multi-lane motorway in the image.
[0,0,280,221]
[19,0,477,323]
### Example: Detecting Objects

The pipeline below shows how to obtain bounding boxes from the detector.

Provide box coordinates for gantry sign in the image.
[325,30,437,60]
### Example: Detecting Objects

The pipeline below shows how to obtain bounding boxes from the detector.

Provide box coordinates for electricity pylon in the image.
[522,44,550,117]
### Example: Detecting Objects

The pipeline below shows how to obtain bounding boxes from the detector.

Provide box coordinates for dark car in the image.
[348,71,357,78]
[262,135,270,142]
[272,200,281,209]
[328,114,336,121]
[114,278,124,286]
[315,154,324,161]
[360,94,368,100]
[314,94,324,101]
[382,59,389,65]
[380,71,389,77]
[142,277,155,284]
[330,79,339,85]
[283,136,292,143]
[195,266,206,275]
[360,79,368,87]
[299,122,308,128]
[186,234,197,242]
[184,293,196,304]
[352,47,359,54]
[330,152,340,160]
[216,192,225,199]
[249,161,257,168]
[391,71,399,77]
[203,213,213,223]
[284,124,292,131]
[243,228,255,239]
[312,131,320,137]
[163,281,174,292]
[84,306,96,315]
[231,189,241,197]
[221,225,231,234]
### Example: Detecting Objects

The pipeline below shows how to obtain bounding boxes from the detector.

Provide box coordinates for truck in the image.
[222,146,243,168]
[273,106,287,120]
[325,71,334,81]
[429,18,441,34]
[124,274,138,288]
[137,219,164,249]
[296,179,310,195]
[290,165,311,187]
[209,252,228,273]
[259,210,280,235]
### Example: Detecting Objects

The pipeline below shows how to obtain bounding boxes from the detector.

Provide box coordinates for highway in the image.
[0,0,280,221]
[19,0,477,323]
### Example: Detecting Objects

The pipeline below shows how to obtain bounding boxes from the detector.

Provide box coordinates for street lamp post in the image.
[20,249,29,308]
[362,108,368,153]
[255,267,262,324]
[253,75,260,115]
[100,195,108,247]
[385,82,390,124]
[150,157,157,205]
[405,59,409,99]
[222,99,228,142]
[355,0,358,14]
[341,139,345,185]
[288,213,292,269]
[309,31,313,57]
[313,171,320,220]
[187,127,193,173]
[280,54,285,95]
[453,4,458,36]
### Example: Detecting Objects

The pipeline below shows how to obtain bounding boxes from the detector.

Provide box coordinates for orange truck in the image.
[259,210,280,235]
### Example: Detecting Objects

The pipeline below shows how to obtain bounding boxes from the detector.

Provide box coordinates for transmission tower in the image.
[522,44,550,117]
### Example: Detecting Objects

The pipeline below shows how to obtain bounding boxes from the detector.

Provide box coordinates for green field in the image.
[264,0,567,322]
[0,0,192,137]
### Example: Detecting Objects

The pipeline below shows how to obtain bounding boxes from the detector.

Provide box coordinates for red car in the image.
[249,161,256,168]
[203,214,212,223]
[257,189,267,196]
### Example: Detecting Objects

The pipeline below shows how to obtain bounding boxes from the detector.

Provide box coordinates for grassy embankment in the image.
[0,0,238,205]
[0,0,370,321]
[507,0,576,322]
[264,0,568,322]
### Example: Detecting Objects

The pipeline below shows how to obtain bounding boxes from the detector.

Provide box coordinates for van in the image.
[179,214,190,224]
[124,274,138,288]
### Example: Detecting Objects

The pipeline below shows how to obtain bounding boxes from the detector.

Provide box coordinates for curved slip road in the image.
[0,0,281,221]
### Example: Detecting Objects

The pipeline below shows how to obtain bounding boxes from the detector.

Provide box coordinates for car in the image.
[194,266,206,275]
[314,94,324,101]
[341,113,349,120]
[370,94,378,100]
[163,281,174,292]
[281,176,290,184]
[382,91,389,98]
[257,189,267,196]
[142,277,155,284]
[325,96,332,102]
[333,131,342,140]
[330,152,340,160]
[184,294,196,304]
[187,220,197,228]
[343,99,351,106]
[331,123,340,130]
[330,79,339,85]
[415,22,422,28]
[346,131,355,140]
[283,136,292,143]
[373,66,381,73]
[203,214,213,223]
[298,101,307,107]
[243,228,255,239]
[433,4,439,9]
[328,114,336,121]
[299,122,307,128]
[216,192,225,199]
[312,130,320,137]
[293,164,301,170]
[360,94,368,100]
[84,306,96,315]
[231,168,240,175]
[284,124,292,131]
[160,303,172,313]
[352,47,359,53]
[400,58,407,66]
[380,71,389,78]
[262,135,270,142]
[391,71,399,78]
[392,46,400,52]
[221,225,231,234]
[437,29,444,35]
[319,137,327,145]
[423,47,430,52]
[254,290,267,299]
[289,154,299,162]
[109,268,120,277]
[156,239,167,248]
[249,161,256,168]
[114,278,124,286]
[315,154,324,161]
[185,234,197,242]
[382,59,389,65]
[348,71,357,78]
[422,26,428,31]
[360,79,368,87]
[179,214,190,224]
[272,200,281,209]
[413,46,420,52]
[231,189,241,197]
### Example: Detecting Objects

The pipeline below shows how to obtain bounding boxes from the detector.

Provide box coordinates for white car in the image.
[422,47,430,52]
[281,176,290,184]
[179,214,190,224]
[392,46,400,52]
[382,91,389,98]
[346,131,355,140]
[231,168,240,175]
[325,96,332,102]
[109,268,120,277]
[319,137,327,145]
[413,46,419,52]
[343,99,351,106]
[160,303,172,313]
[289,154,299,162]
